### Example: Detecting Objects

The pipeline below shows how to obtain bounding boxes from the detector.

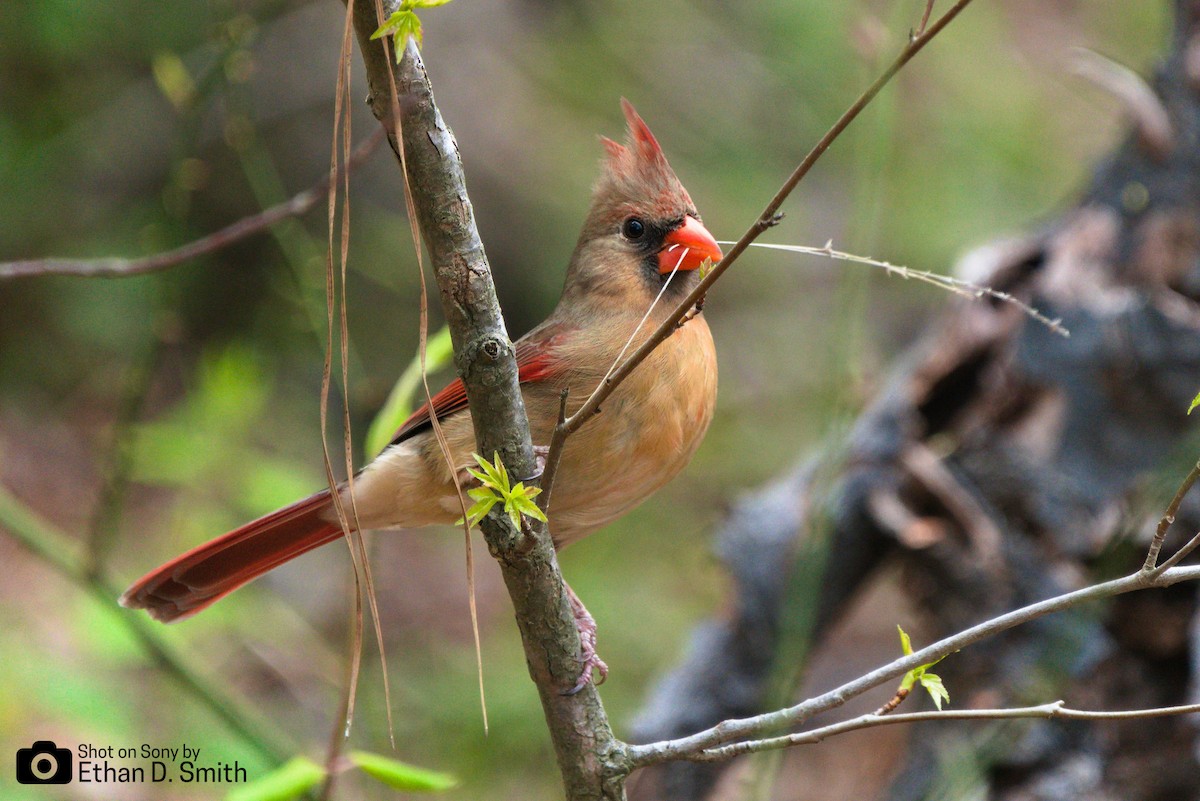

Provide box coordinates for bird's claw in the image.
[561,582,608,695]
[532,445,549,480]
[513,445,549,483]
[564,633,609,695]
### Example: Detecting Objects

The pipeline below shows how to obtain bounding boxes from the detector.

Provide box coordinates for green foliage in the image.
[349,750,459,792]
[365,325,454,457]
[896,625,950,711]
[225,752,456,801]
[226,757,324,801]
[130,346,316,504]
[1189,389,1200,415]
[458,452,547,530]
[370,0,454,55]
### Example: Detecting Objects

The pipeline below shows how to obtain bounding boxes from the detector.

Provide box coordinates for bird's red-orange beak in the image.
[658,216,723,274]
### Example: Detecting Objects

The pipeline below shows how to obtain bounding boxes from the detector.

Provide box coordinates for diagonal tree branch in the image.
[691,700,1200,761]
[347,7,626,799]
[627,563,1200,768]
[0,128,384,280]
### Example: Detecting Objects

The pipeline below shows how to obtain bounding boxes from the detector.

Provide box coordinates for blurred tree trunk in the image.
[631,1,1200,798]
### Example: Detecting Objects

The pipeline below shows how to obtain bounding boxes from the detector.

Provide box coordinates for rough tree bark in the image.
[347,4,627,799]
[631,1,1200,798]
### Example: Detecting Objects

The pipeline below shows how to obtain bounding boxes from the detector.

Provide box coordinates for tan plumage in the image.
[121,100,721,628]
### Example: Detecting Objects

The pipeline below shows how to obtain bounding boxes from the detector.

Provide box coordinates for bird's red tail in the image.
[120,490,343,622]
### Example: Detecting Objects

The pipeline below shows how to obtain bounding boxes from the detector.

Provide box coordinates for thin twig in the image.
[1143,457,1200,571]
[917,1,936,37]
[627,562,1200,767]
[873,687,911,716]
[734,240,1068,336]
[540,0,980,504]
[537,388,570,516]
[690,701,1200,761]
[0,128,384,280]
[1155,527,1200,574]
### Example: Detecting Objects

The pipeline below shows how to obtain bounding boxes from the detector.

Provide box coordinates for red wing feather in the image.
[388,328,568,446]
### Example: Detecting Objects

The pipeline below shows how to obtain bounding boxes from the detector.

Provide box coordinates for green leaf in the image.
[895,625,951,706]
[370,9,413,40]
[457,494,498,527]
[370,9,423,54]
[897,624,914,656]
[409,0,455,6]
[467,487,495,502]
[920,672,950,710]
[461,452,547,529]
[469,452,512,493]
[365,326,453,458]
[509,488,547,522]
[226,757,324,801]
[1189,389,1200,415]
[348,751,457,792]
[466,467,492,487]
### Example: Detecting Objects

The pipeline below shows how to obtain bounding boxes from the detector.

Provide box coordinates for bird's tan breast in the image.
[351,315,717,547]
[549,315,718,545]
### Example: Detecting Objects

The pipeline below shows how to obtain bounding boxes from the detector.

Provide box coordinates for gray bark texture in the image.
[631,1,1200,798]
[349,5,626,799]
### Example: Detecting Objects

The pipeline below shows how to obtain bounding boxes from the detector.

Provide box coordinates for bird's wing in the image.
[388,324,570,446]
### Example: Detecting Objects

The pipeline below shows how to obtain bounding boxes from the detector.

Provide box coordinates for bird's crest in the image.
[593,99,694,222]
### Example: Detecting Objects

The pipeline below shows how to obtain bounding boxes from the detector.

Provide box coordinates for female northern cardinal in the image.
[121,100,721,686]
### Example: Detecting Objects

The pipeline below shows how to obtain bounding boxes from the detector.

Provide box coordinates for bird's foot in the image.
[533,444,549,471]
[522,445,549,482]
[563,582,608,695]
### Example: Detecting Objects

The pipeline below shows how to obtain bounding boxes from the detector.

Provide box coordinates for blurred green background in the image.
[0,1,1168,799]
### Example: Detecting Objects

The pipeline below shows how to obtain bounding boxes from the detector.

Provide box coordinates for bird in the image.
[121,99,722,690]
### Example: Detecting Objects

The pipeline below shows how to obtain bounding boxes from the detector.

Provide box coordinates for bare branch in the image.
[537,388,570,516]
[690,701,1200,762]
[628,563,1200,768]
[0,128,385,280]
[733,240,1069,336]
[1143,457,1200,571]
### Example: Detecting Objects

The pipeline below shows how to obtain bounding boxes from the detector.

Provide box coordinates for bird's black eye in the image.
[621,217,646,240]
